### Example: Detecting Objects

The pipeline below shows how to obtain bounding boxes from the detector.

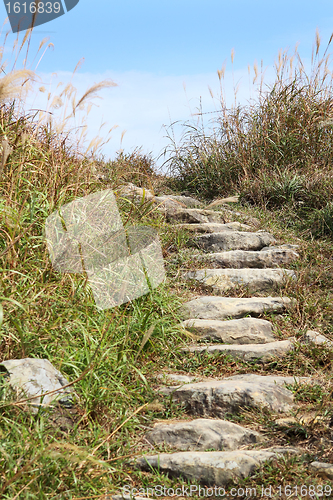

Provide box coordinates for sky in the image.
[1,0,333,172]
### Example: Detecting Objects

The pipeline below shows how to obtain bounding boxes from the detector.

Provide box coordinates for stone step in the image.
[261,244,299,252]
[166,208,227,224]
[135,447,301,487]
[192,230,276,252]
[185,268,296,293]
[199,248,299,268]
[169,375,297,416]
[181,296,294,321]
[175,222,252,233]
[181,317,275,344]
[145,418,264,451]
[182,338,295,363]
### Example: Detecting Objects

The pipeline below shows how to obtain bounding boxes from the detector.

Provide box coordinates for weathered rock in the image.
[261,244,299,252]
[275,413,326,427]
[170,376,295,416]
[159,195,202,208]
[308,462,333,480]
[303,330,332,346]
[116,184,201,209]
[206,196,240,208]
[181,318,275,344]
[176,222,251,233]
[223,373,310,385]
[182,338,295,363]
[185,268,296,293]
[166,208,227,224]
[181,296,293,321]
[0,358,73,413]
[200,248,299,269]
[117,183,154,200]
[192,231,276,252]
[145,418,264,451]
[157,373,196,384]
[135,447,300,486]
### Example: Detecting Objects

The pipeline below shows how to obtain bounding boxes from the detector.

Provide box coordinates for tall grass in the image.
[164,29,333,237]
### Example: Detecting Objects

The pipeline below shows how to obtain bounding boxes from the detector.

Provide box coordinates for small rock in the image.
[145,418,264,451]
[182,338,295,363]
[0,358,73,413]
[206,196,240,208]
[159,195,202,208]
[157,373,196,384]
[166,208,227,224]
[181,296,294,321]
[181,318,275,344]
[200,248,299,269]
[175,222,251,233]
[192,231,276,252]
[309,462,333,480]
[185,268,296,293]
[135,447,300,486]
[309,462,333,479]
[303,330,332,346]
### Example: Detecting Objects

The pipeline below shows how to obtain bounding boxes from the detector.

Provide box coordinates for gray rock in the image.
[135,447,300,486]
[185,268,296,293]
[176,222,251,233]
[170,377,295,416]
[192,231,276,252]
[308,462,333,479]
[181,318,275,344]
[303,330,332,346]
[200,248,299,269]
[145,418,264,451]
[182,338,295,363]
[0,358,73,413]
[224,373,311,386]
[181,296,293,321]
[157,373,196,384]
[261,244,299,252]
[159,195,202,208]
[166,208,227,224]
[206,196,240,208]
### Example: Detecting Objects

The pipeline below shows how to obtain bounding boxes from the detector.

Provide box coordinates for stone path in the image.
[130,199,333,491]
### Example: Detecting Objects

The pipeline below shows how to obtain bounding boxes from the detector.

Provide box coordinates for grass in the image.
[1,25,333,499]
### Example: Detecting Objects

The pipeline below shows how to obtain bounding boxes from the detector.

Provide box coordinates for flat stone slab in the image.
[181,318,275,344]
[261,244,299,252]
[181,296,293,320]
[309,462,333,480]
[166,208,227,225]
[170,376,295,416]
[185,268,296,292]
[145,418,264,451]
[206,196,240,208]
[192,231,276,252]
[224,373,311,386]
[135,447,300,487]
[200,248,299,269]
[0,358,73,413]
[176,222,251,233]
[182,339,295,363]
[304,330,332,346]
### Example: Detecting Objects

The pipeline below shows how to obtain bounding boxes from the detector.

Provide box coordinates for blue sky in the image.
[1,0,333,170]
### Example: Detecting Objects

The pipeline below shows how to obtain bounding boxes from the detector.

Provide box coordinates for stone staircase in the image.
[113,190,333,498]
